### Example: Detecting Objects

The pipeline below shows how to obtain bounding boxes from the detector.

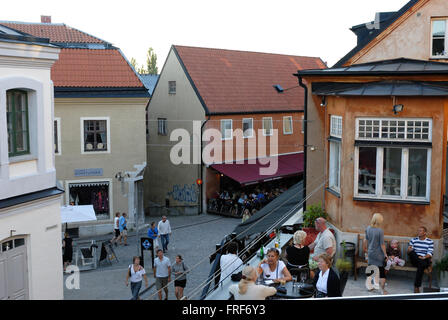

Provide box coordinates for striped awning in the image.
[69,182,109,188]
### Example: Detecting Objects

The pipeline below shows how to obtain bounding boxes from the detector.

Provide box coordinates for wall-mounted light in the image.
[320,96,327,107]
[273,84,300,93]
[115,171,130,181]
[310,146,316,151]
[393,104,404,115]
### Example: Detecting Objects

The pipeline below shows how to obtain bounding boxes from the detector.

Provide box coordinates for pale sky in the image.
[1,0,410,70]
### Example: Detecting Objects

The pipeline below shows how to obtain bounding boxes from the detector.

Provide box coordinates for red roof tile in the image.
[174,45,326,114]
[51,49,143,87]
[0,22,104,43]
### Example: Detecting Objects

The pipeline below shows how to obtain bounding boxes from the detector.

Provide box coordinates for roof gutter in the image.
[200,115,211,214]
[297,75,308,213]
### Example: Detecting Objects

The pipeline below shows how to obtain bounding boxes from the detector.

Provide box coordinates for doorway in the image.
[0,237,29,300]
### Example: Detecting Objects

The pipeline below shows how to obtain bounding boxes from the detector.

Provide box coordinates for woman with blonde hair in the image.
[285,230,310,272]
[363,213,388,294]
[229,266,277,300]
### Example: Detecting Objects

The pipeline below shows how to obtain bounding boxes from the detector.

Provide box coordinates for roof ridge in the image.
[173,44,324,61]
[0,20,66,26]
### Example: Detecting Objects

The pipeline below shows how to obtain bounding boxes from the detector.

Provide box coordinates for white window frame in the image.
[80,117,111,155]
[242,118,253,138]
[430,18,448,59]
[330,115,343,138]
[221,119,233,140]
[329,140,341,192]
[262,117,273,137]
[158,118,167,136]
[354,146,431,202]
[283,116,293,135]
[65,178,113,220]
[356,118,432,142]
[54,117,61,156]
[168,81,176,94]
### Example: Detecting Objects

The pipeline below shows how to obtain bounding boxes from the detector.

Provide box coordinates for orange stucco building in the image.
[297,0,448,260]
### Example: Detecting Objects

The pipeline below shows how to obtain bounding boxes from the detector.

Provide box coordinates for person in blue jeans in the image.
[147,222,160,251]
[118,213,128,246]
[125,256,148,300]
[158,216,171,253]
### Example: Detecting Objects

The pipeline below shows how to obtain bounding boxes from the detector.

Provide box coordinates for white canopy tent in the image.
[61,205,97,224]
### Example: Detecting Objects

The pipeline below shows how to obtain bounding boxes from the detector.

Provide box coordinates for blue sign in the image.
[74,168,103,177]
[142,240,151,250]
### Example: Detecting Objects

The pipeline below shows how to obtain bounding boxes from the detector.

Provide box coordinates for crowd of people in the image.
[228,213,435,299]
[208,185,289,217]
[64,209,435,300]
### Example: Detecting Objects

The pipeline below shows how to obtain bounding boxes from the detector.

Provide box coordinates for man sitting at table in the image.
[257,248,292,284]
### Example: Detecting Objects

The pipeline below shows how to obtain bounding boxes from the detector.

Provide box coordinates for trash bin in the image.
[343,242,356,257]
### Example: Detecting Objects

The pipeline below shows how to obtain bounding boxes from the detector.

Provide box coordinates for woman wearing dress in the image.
[363,213,388,294]
[125,256,149,300]
[62,232,73,272]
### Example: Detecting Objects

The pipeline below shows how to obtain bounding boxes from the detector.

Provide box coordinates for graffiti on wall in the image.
[167,184,199,204]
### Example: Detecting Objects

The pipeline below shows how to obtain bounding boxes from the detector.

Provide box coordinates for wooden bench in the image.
[354,234,432,287]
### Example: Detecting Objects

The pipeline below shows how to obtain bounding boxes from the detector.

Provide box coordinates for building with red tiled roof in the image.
[0,19,149,237]
[145,45,325,217]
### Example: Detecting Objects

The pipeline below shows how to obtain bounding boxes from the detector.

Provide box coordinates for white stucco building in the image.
[0,26,63,299]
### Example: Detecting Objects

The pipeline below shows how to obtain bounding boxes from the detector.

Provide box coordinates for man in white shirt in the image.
[220,242,243,285]
[158,216,172,253]
[153,249,171,300]
[309,217,337,262]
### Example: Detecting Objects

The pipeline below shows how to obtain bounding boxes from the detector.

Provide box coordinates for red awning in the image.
[210,153,304,186]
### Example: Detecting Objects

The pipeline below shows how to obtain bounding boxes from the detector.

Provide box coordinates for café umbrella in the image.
[61,205,97,231]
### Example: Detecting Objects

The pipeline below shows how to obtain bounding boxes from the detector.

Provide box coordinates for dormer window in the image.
[431,19,447,57]
[7,90,30,157]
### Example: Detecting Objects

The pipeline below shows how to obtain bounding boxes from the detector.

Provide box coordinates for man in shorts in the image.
[119,213,128,246]
[153,249,171,300]
[111,212,121,246]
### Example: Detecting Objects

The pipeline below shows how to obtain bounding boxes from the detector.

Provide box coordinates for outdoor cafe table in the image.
[262,280,315,300]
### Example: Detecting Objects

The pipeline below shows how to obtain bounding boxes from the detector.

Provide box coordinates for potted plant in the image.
[335,240,353,295]
[435,254,448,288]
[302,204,327,246]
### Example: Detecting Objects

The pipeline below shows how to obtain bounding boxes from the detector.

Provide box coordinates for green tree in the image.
[145,47,158,75]
[130,47,158,75]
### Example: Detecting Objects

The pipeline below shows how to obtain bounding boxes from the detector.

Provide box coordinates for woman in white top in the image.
[257,248,292,284]
[229,266,277,300]
[125,256,149,300]
[312,253,341,298]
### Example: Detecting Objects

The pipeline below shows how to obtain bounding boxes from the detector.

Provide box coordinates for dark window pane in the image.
[383,148,402,196]
[408,149,427,198]
[2,240,13,252]
[358,147,376,195]
[14,238,25,248]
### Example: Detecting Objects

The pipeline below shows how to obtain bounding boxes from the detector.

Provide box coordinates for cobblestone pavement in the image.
[63,213,241,300]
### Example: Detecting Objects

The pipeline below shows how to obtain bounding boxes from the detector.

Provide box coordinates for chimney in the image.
[41,15,51,23]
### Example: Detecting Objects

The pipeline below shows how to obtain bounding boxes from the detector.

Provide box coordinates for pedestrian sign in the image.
[142,239,151,250]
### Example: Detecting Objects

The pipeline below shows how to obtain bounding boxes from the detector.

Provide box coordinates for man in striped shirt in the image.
[407,226,434,293]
